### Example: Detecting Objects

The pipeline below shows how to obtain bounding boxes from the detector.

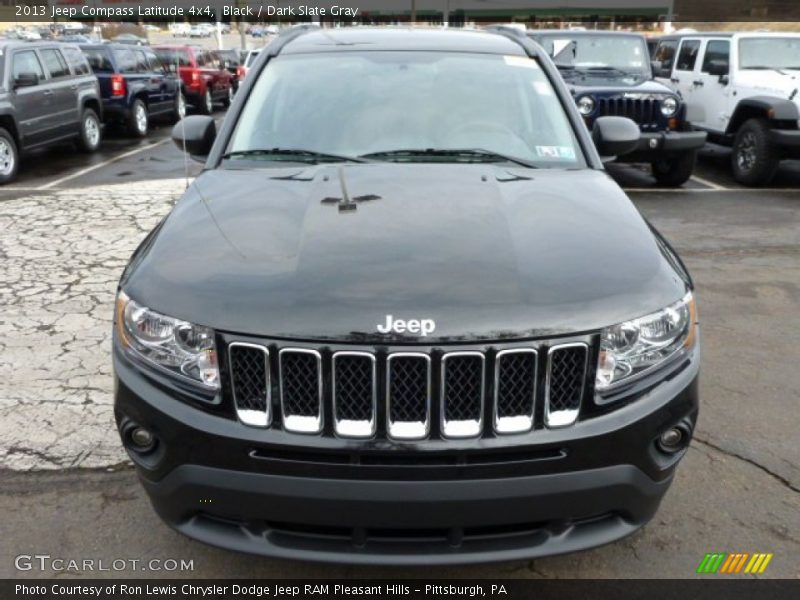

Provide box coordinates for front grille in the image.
[545,344,589,428]
[441,352,484,438]
[387,353,430,440]
[494,349,537,434]
[332,352,376,438]
[279,349,322,434]
[598,97,660,128]
[228,343,270,427]
[226,339,591,439]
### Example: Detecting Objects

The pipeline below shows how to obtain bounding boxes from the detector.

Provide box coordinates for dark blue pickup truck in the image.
[80,44,185,137]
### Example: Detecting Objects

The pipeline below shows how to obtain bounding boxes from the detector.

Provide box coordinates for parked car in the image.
[59,34,94,44]
[0,41,102,184]
[80,43,184,137]
[115,27,699,563]
[653,31,800,186]
[240,49,261,79]
[111,33,148,46]
[525,29,706,186]
[153,45,233,114]
[169,23,191,37]
[216,49,244,91]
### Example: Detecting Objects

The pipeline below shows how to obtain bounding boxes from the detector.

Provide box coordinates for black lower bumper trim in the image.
[143,463,670,565]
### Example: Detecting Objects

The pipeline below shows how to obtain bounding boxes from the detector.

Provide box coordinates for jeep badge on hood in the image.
[377,315,436,336]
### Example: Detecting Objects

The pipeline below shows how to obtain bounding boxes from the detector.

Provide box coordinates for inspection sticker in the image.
[504,55,539,69]
[536,146,576,159]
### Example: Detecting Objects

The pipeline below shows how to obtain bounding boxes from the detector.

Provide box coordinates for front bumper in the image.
[620,130,707,162]
[114,341,699,565]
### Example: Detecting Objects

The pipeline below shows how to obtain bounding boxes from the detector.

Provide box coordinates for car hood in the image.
[566,77,673,95]
[123,164,688,343]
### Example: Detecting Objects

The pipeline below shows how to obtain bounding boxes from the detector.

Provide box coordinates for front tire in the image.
[222,85,233,108]
[171,91,186,123]
[731,118,780,186]
[199,88,213,115]
[77,108,101,153]
[129,99,149,138]
[0,128,19,185]
[651,150,696,187]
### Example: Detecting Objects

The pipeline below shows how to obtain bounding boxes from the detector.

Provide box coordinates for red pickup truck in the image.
[153,45,233,114]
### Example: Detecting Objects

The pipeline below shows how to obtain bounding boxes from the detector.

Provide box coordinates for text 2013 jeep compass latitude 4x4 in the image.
[114,27,700,565]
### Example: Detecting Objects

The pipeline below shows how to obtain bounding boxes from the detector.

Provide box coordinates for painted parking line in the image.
[688,173,728,191]
[37,138,171,190]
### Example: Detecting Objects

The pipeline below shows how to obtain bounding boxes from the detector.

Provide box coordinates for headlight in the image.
[660,96,678,117]
[115,291,219,389]
[577,95,595,116]
[596,292,696,391]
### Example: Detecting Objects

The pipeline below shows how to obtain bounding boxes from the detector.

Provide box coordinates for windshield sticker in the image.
[533,81,553,95]
[504,55,539,69]
[536,146,576,160]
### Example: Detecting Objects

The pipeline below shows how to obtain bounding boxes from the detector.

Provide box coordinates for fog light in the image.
[658,427,685,453]
[130,427,155,450]
[649,138,659,149]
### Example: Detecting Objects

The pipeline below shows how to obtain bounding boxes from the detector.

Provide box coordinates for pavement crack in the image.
[693,437,800,495]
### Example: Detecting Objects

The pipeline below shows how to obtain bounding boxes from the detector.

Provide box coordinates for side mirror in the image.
[172,116,216,157]
[592,116,640,160]
[706,59,729,77]
[14,72,39,88]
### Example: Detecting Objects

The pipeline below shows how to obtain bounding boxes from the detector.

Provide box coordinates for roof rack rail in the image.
[483,24,542,59]
[264,24,321,58]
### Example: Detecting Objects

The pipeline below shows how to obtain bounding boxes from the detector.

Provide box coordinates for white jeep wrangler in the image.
[653,32,800,186]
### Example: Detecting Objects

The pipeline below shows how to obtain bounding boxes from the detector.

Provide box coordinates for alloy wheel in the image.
[736,132,757,172]
[0,139,14,176]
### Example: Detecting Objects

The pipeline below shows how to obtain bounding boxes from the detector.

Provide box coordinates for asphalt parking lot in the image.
[0,106,798,579]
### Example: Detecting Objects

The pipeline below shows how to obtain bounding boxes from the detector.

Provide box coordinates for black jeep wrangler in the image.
[526,30,707,186]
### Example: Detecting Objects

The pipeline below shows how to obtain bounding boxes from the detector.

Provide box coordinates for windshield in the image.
[739,37,800,70]
[538,34,650,75]
[228,51,582,168]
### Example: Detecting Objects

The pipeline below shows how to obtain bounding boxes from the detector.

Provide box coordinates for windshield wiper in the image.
[360,148,538,168]
[221,148,366,163]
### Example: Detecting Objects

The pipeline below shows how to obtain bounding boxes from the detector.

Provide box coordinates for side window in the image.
[62,47,91,76]
[701,40,730,72]
[39,48,70,78]
[654,40,677,74]
[12,50,45,82]
[195,51,207,67]
[145,50,166,74]
[676,40,701,71]
[134,50,149,73]
[113,48,137,73]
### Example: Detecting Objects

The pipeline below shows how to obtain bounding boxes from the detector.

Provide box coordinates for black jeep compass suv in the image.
[113,26,699,565]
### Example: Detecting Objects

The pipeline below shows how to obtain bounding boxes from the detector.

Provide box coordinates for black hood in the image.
[566,77,673,95]
[124,164,687,343]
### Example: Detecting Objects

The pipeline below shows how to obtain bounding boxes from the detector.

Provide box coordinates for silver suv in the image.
[0,41,103,184]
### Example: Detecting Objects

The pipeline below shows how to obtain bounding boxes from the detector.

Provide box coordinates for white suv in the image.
[653,32,800,186]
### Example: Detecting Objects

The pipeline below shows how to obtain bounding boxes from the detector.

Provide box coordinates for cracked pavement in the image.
[0,180,183,470]
[0,155,798,577]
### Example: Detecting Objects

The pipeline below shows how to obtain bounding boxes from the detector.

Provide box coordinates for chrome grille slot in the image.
[386,353,430,440]
[228,343,270,427]
[441,352,484,438]
[279,348,323,434]
[598,97,660,128]
[545,343,589,428]
[494,349,537,434]
[332,351,376,438]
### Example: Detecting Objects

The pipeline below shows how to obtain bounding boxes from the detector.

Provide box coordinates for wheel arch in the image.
[0,114,21,147]
[726,96,799,134]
